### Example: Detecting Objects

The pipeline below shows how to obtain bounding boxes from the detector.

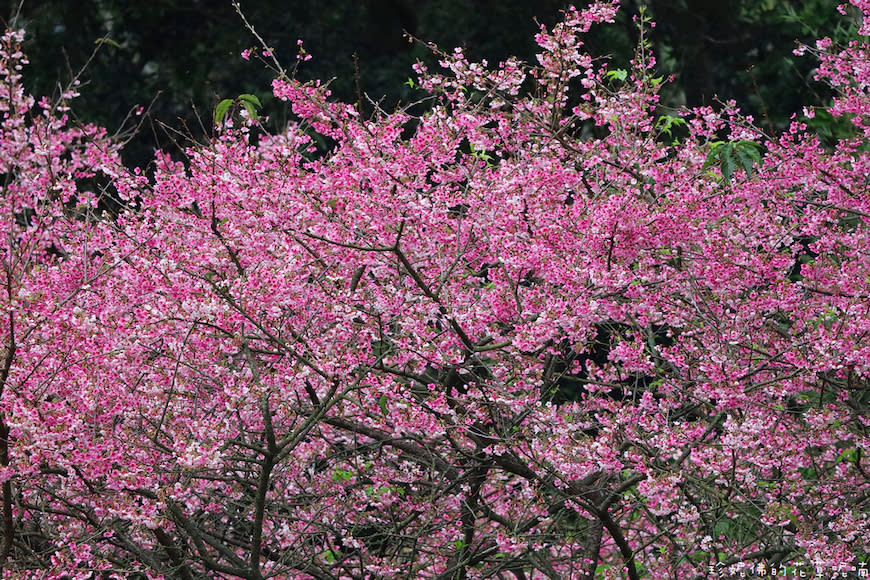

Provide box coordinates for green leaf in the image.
[214,99,233,126]
[365,485,392,498]
[241,101,259,121]
[238,93,262,108]
[733,141,762,175]
[655,115,686,137]
[605,68,628,82]
[94,37,121,49]
[735,150,753,174]
[836,447,859,464]
[721,152,736,181]
[331,469,354,483]
[704,140,763,181]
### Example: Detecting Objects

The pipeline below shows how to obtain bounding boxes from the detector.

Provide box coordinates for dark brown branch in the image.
[167,501,253,579]
[598,509,640,580]
[324,416,460,481]
[580,517,603,580]
[0,305,15,567]
[153,527,195,580]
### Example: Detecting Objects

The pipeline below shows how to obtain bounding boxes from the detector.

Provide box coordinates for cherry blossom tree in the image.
[1,1,869,578]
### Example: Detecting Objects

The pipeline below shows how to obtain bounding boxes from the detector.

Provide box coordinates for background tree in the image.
[0,0,850,164]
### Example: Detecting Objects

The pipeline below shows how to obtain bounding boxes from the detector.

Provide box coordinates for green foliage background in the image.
[1,0,850,165]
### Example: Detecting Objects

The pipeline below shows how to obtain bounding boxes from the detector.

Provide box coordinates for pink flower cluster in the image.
[0,1,869,578]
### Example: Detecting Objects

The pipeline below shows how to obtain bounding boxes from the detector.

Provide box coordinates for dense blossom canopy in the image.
[0,2,869,578]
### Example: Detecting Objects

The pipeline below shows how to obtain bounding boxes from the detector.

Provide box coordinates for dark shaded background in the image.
[0,0,852,167]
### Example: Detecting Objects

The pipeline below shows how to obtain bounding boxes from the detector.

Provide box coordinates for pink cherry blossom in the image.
[0,2,869,578]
